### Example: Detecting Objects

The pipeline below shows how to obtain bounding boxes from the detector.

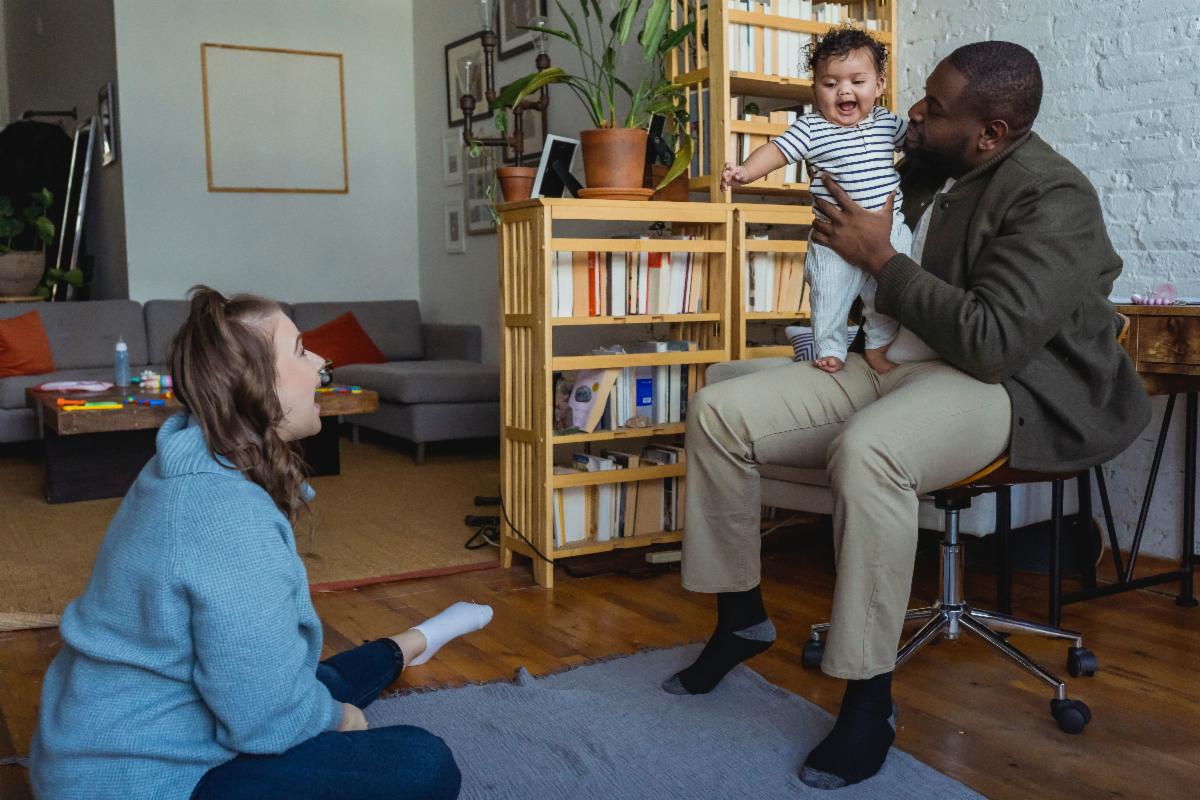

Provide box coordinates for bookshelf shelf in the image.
[552,423,687,445]
[551,312,722,327]
[747,310,812,320]
[552,463,687,489]
[499,198,731,588]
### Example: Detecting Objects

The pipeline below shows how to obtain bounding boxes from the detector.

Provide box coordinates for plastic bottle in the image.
[114,337,130,387]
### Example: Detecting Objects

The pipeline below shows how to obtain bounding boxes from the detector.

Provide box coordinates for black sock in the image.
[800,672,896,789]
[662,586,774,695]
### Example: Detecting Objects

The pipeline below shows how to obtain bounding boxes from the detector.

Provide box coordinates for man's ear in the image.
[977,119,1010,154]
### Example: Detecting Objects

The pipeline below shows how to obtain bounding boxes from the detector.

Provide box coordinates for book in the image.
[573,453,618,541]
[602,449,641,537]
[572,251,590,317]
[553,466,587,546]
[569,368,619,433]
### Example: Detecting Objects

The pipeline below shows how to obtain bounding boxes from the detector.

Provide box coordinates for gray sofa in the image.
[0,299,499,461]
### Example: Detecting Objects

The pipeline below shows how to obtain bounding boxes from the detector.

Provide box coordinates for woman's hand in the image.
[810,174,898,276]
[339,702,368,732]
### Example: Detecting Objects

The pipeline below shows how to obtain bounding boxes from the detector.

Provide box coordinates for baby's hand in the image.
[721,162,750,191]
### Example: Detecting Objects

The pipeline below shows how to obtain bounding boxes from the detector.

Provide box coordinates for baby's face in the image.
[813,47,886,127]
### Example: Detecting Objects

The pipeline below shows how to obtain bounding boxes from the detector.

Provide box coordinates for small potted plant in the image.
[0,189,57,297]
[495,0,694,198]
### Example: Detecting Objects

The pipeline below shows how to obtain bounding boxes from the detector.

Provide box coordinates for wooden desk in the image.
[1069,304,1200,609]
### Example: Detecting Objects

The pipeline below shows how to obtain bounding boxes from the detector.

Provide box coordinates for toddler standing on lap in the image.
[723,27,912,374]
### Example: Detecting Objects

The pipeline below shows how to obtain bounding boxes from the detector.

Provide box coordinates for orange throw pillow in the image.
[0,310,56,378]
[301,312,386,368]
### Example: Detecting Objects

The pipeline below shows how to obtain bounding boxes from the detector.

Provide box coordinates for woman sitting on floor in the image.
[31,286,491,800]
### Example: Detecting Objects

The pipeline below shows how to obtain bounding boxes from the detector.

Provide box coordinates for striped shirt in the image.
[773,106,907,212]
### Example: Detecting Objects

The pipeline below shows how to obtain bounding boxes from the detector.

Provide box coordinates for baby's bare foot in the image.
[864,347,897,374]
[813,356,844,373]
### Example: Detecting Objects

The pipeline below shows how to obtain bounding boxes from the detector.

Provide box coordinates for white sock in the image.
[407,601,494,666]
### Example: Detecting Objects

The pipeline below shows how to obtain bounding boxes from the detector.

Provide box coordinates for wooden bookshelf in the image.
[733,203,814,359]
[497,198,732,588]
[670,0,900,202]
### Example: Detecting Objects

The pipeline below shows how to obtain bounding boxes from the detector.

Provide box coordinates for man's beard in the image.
[903,131,973,176]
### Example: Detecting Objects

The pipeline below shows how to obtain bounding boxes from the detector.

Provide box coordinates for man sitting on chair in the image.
[661,41,1151,789]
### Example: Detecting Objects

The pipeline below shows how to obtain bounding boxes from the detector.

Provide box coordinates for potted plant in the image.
[495,0,694,198]
[0,189,60,297]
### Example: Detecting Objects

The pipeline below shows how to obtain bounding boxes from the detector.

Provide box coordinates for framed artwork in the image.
[200,43,348,193]
[499,0,549,60]
[98,82,118,166]
[464,133,498,235]
[444,201,466,253]
[445,32,492,127]
[505,106,546,166]
[443,132,464,185]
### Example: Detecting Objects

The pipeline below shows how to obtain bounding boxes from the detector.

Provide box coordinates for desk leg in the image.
[1178,392,1197,607]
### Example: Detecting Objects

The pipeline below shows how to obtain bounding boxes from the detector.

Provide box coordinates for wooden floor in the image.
[1,531,1197,799]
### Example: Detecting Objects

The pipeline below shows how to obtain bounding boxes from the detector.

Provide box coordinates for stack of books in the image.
[551,244,708,318]
[559,340,700,434]
[551,444,687,546]
[744,238,807,313]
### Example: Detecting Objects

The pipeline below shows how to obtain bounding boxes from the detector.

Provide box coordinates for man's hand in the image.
[810,174,899,276]
[339,702,368,732]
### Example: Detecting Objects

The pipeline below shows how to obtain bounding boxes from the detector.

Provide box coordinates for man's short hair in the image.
[948,41,1043,133]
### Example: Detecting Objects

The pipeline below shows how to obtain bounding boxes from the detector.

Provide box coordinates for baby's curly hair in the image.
[806,26,888,77]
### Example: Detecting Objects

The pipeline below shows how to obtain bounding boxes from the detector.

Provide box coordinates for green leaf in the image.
[657,20,695,56]
[35,285,51,298]
[29,187,53,209]
[0,197,12,218]
[556,3,584,47]
[615,0,638,45]
[34,216,55,246]
[614,76,635,96]
[493,67,569,112]
[65,269,84,288]
[47,268,65,280]
[640,0,671,60]
[657,135,692,189]
[0,217,24,239]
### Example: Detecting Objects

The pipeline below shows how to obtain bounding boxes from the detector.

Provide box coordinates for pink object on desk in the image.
[36,380,115,392]
[1131,283,1177,306]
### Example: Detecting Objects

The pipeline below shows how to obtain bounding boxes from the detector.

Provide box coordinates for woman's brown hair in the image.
[169,286,308,524]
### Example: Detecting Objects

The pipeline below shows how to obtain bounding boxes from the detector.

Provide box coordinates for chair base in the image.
[803,510,1098,734]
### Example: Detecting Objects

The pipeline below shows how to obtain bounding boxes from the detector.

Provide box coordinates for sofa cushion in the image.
[291,301,422,362]
[0,300,147,369]
[145,299,296,365]
[0,366,140,410]
[334,361,498,405]
[0,311,56,377]
[302,312,386,368]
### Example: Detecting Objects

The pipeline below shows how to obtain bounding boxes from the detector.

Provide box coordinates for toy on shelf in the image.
[137,370,174,392]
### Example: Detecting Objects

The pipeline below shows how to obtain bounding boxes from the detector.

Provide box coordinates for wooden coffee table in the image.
[26,385,379,503]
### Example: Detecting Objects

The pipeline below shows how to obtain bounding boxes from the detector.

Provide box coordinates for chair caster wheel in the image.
[1050,698,1091,734]
[1067,646,1097,677]
[802,639,825,669]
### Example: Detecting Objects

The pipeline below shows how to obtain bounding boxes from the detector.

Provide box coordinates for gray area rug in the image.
[366,645,985,799]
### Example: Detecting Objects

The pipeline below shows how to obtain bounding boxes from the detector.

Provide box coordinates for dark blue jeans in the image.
[191,640,461,800]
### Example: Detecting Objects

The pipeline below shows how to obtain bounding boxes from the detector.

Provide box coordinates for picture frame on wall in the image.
[504,106,546,166]
[443,132,464,185]
[465,132,498,235]
[444,201,466,253]
[98,81,118,166]
[445,32,492,127]
[498,0,549,60]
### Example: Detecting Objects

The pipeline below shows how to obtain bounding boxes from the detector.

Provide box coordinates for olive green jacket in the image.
[876,133,1150,471]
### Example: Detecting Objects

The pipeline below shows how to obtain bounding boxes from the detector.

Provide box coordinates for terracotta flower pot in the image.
[580,128,649,190]
[497,166,536,202]
[648,164,690,202]
[0,251,45,297]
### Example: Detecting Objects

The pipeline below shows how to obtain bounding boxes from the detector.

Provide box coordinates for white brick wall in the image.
[898,1,1200,559]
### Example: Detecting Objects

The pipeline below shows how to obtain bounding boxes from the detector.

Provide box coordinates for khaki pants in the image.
[682,355,1012,680]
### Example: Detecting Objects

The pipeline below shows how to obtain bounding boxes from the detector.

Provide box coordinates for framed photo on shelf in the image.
[464,134,498,235]
[98,81,118,166]
[444,201,466,253]
[498,0,549,60]
[445,32,492,127]
[531,134,579,199]
[443,132,464,185]
[505,106,546,166]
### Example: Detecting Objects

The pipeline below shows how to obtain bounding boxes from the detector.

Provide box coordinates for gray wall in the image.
[3,0,128,299]
[112,0,420,304]
[414,0,646,365]
[899,0,1200,559]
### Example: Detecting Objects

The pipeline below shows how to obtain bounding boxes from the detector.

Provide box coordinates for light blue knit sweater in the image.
[31,413,343,800]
